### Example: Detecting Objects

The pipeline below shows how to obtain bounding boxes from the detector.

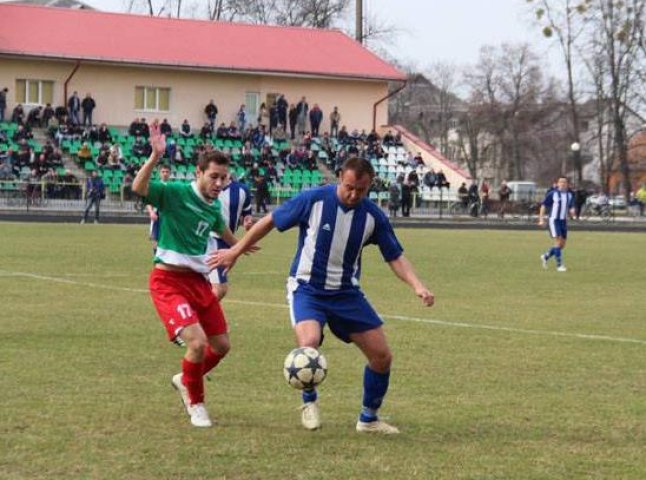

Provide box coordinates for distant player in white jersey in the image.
[539,176,575,272]
[206,177,253,300]
[146,164,171,253]
[210,157,434,435]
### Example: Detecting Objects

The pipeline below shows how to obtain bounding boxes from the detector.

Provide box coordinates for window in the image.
[134,86,170,112]
[245,92,260,124]
[15,79,54,105]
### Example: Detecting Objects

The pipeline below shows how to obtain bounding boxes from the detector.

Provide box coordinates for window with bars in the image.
[15,79,54,105]
[134,86,170,112]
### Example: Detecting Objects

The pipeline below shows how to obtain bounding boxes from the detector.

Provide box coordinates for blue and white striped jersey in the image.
[272,185,403,292]
[543,189,574,220]
[210,181,252,245]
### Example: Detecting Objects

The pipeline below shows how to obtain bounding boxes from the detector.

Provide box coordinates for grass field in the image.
[1,222,644,480]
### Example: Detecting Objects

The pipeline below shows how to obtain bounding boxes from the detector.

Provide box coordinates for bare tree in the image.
[586,0,644,195]
[529,0,586,182]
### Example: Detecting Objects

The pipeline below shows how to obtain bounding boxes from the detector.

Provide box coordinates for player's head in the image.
[159,165,171,182]
[557,176,569,191]
[196,150,230,200]
[337,157,375,207]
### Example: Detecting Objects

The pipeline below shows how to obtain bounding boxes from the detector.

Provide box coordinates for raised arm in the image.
[132,121,166,197]
[387,254,435,307]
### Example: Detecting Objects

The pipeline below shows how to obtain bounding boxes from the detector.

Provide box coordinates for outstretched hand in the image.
[416,287,435,307]
[149,120,166,157]
[207,249,238,274]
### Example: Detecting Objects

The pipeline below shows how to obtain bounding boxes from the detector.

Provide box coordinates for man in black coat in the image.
[81,93,96,127]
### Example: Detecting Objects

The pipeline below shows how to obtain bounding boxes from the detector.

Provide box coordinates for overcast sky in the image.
[80,0,560,75]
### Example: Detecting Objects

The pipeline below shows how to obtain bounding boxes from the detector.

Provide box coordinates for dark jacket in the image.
[81,97,96,112]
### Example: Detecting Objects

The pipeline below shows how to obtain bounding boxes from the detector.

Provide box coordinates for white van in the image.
[506,181,537,202]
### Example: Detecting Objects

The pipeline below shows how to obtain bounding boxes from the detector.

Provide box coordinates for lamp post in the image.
[571,141,581,183]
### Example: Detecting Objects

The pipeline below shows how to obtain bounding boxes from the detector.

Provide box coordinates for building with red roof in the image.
[0,3,405,130]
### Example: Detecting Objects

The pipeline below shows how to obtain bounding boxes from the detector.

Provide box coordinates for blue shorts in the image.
[287,281,383,343]
[207,236,229,285]
[150,219,160,241]
[548,219,567,239]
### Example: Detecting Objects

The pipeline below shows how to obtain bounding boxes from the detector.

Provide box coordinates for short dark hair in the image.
[159,164,171,171]
[341,157,375,180]
[558,175,569,182]
[197,150,229,172]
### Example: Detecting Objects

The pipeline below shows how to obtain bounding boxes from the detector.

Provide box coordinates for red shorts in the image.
[149,268,228,341]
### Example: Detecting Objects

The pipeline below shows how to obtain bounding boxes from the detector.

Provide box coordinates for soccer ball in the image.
[283,347,328,390]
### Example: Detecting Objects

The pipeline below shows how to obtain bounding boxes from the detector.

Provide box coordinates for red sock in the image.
[181,358,204,405]
[202,345,225,376]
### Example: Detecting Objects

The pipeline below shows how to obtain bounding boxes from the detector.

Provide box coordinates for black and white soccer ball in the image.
[283,347,328,390]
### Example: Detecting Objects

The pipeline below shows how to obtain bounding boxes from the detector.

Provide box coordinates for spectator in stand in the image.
[309,104,323,137]
[424,170,439,192]
[288,104,298,140]
[413,152,424,166]
[258,103,270,131]
[204,100,218,128]
[406,152,417,169]
[394,132,403,146]
[286,146,299,169]
[26,107,42,128]
[269,101,279,136]
[51,147,63,167]
[200,122,213,141]
[241,144,254,168]
[498,181,512,218]
[97,123,112,144]
[388,181,401,218]
[367,129,380,145]
[277,94,288,127]
[132,137,148,158]
[140,119,150,138]
[0,156,13,180]
[42,103,55,126]
[78,142,92,162]
[436,170,449,189]
[215,122,228,139]
[81,170,105,224]
[253,169,270,214]
[68,91,81,125]
[129,117,142,137]
[12,104,25,125]
[159,118,173,137]
[85,125,99,144]
[329,106,341,138]
[382,130,394,146]
[0,87,7,122]
[237,104,248,133]
[228,122,241,139]
[338,125,349,145]
[54,105,68,122]
[13,125,30,143]
[296,97,309,136]
[166,140,177,163]
[467,182,480,217]
[273,124,287,142]
[401,176,413,217]
[180,119,192,138]
[82,93,96,127]
[47,115,59,139]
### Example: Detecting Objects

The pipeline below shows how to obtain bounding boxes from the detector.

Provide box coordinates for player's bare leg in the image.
[351,327,399,434]
[212,283,228,301]
[294,320,323,430]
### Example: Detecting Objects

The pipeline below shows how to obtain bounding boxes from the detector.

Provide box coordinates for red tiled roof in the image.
[0,4,406,81]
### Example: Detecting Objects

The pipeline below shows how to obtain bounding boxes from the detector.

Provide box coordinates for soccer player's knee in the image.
[371,350,393,372]
[187,337,208,356]
[212,337,231,356]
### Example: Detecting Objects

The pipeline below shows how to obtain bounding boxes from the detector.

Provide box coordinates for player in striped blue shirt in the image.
[206,177,253,299]
[539,176,575,272]
[209,157,434,434]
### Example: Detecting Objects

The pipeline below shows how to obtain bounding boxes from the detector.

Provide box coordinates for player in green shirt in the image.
[133,121,247,428]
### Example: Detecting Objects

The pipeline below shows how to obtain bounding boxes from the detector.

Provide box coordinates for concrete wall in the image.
[0,56,389,132]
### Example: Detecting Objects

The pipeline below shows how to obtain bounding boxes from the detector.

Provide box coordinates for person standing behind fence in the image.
[498,181,511,218]
[81,170,105,224]
[296,97,309,137]
[0,88,8,122]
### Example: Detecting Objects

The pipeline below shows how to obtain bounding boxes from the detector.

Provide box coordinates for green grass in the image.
[0,223,644,479]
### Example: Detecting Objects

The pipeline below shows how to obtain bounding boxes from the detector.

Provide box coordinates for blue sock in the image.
[545,247,557,259]
[360,366,390,422]
[302,389,317,404]
[554,247,562,266]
